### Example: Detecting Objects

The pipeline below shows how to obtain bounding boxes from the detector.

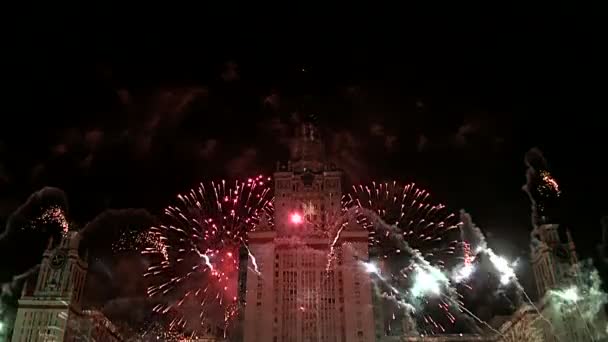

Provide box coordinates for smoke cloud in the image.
[79,209,157,327]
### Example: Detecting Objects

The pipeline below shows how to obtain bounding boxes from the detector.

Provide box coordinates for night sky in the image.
[1,11,607,327]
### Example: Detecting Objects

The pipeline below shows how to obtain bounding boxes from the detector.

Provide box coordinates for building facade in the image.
[11,232,121,342]
[529,222,608,341]
[243,121,375,342]
[530,223,579,299]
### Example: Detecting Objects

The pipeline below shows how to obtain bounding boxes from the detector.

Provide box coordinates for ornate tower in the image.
[522,149,578,298]
[243,118,375,342]
[11,231,88,342]
[530,223,579,298]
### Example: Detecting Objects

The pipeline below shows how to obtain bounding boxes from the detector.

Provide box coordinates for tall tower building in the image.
[523,157,602,341]
[243,119,375,342]
[11,232,122,341]
[522,151,579,297]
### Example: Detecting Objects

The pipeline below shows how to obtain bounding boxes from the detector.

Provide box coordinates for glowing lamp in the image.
[290,213,303,224]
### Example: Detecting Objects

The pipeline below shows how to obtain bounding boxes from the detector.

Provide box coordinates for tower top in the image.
[289,117,326,173]
[47,230,82,253]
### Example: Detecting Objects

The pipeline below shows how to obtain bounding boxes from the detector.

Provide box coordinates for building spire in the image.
[289,114,325,172]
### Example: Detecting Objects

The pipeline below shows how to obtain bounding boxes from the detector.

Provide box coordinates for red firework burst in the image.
[143,175,273,335]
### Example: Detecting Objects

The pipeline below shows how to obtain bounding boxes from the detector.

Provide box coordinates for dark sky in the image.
[1,12,607,278]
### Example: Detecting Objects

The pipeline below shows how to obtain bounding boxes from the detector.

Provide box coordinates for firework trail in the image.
[457,210,566,340]
[359,234,486,336]
[241,242,260,275]
[456,210,521,286]
[439,293,504,337]
[142,176,273,336]
[453,212,543,338]
[324,209,353,272]
[451,240,475,286]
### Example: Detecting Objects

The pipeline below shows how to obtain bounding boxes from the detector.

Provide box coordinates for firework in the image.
[539,170,561,197]
[463,241,472,266]
[134,321,189,341]
[342,181,467,335]
[114,229,168,260]
[40,206,70,234]
[142,176,273,336]
[523,149,562,226]
[451,241,476,284]
[342,181,460,263]
[552,286,579,302]
[21,205,70,234]
[410,264,448,298]
[457,210,519,286]
[451,263,475,284]
[485,248,517,286]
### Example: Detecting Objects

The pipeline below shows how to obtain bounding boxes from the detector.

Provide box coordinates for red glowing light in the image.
[290,213,303,224]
